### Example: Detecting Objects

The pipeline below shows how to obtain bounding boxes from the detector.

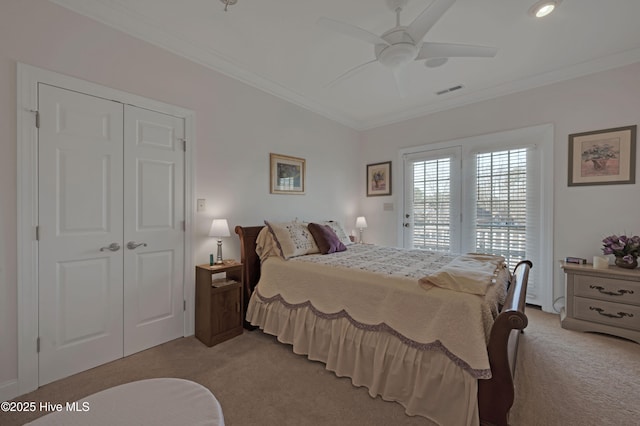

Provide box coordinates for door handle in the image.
[100,243,121,252]
[126,241,148,250]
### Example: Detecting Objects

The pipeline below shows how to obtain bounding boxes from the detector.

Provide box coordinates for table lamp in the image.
[209,219,231,265]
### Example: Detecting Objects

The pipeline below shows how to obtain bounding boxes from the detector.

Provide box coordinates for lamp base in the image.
[215,239,224,264]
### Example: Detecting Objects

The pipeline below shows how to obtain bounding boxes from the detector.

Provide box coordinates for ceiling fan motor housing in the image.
[375,27,419,68]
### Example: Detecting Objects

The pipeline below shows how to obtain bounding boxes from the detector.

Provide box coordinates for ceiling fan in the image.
[318,0,497,95]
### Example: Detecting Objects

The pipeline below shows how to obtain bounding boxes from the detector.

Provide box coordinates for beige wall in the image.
[0,0,359,397]
[360,62,640,310]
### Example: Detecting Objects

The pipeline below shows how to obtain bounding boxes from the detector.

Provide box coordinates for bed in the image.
[235,222,531,426]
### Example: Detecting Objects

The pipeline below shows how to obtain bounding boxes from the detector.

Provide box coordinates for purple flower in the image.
[602,234,640,260]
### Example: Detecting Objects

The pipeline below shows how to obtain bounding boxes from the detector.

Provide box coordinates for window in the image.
[401,125,553,310]
[474,148,528,269]
[412,157,452,251]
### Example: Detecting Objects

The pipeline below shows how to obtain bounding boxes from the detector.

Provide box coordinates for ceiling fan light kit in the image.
[529,0,561,18]
[425,57,448,68]
[375,30,418,67]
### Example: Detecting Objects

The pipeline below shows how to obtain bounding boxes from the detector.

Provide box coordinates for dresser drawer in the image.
[573,274,640,306]
[574,296,640,331]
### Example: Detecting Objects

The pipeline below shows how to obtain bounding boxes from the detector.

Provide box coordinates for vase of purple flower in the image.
[602,235,640,269]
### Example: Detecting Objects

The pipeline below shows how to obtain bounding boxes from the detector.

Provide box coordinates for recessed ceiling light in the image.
[528,0,561,18]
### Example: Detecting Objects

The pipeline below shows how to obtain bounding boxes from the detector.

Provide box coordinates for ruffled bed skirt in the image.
[246,294,480,426]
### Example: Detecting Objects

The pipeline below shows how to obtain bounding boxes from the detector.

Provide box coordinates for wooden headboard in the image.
[234,225,265,313]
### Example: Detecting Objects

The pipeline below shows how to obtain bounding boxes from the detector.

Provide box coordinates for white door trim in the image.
[16,63,196,397]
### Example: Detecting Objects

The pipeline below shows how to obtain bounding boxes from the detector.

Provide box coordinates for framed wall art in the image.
[366,161,392,196]
[568,125,636,186]
[270,153,305,194]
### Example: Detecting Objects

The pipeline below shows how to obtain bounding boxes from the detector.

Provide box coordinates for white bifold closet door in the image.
[38,84,185,386]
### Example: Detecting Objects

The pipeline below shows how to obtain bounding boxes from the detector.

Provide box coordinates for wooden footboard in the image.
[478,260,531,426]
[235,225,531,425]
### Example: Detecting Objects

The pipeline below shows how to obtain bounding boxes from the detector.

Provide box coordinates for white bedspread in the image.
[252,244,508,378]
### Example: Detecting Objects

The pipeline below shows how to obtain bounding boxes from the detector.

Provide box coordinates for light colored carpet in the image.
[2,308,639,426]
[510,308,640,426]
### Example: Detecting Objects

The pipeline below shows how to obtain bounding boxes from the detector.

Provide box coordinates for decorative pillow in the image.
[321,221,353,246]
[256,226,282,262]
[308,223,347,254]
[264,220,319,259]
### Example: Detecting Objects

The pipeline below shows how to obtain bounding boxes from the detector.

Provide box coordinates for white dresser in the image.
[561,262,640,344]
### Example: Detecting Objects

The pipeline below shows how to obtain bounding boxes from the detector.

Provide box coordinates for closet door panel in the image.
[123,105,185,356]
[38,83,124,386]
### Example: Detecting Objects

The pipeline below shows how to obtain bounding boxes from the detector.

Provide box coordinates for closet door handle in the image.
[100,243,121,252]
[126,241,148,250]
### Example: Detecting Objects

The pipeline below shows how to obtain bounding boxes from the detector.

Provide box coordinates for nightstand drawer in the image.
[573,274,640,306]
[574,297,640,331]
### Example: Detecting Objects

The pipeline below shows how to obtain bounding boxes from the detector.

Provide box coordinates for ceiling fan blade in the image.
[392,67,408,99]
[324,59,379,88]
[407,0,455,43]
[317,17,390,46]
[416,42,498,60]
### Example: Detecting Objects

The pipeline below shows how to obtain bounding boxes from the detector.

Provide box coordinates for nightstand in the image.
[195,261,244,347]
[561,261,640,343]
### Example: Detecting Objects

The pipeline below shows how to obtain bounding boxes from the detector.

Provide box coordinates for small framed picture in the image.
[270,153,305,194]
[568,125,636,186]
[366,161,392,196]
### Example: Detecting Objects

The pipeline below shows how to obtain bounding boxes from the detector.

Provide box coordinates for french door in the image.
[402,147,461,252]
[38,84,185,385]
[402,134,546,307]
[403,147,532,267]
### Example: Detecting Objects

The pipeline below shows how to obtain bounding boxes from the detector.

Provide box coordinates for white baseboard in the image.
[0,378,19,402]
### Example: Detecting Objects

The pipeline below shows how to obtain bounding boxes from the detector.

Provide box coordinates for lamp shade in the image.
[355,216,368,229]
[209,219,230,238]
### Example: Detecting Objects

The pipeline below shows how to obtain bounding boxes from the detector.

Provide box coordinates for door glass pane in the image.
[412,158,451,251]
[475,149,527,269]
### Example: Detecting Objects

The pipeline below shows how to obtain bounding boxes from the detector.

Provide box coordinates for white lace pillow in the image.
[321,221,353,246]
[264,220,320,259]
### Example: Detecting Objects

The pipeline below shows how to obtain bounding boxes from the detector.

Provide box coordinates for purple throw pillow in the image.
[308,223,347,254]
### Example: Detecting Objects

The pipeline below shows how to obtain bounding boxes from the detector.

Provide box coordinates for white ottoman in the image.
[27,378,224,426]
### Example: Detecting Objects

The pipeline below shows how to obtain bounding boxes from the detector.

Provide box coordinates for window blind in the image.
[473,148,528,270]
[412,157,452,251]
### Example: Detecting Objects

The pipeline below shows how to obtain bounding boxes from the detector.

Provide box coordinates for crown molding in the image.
[359,47,640,130]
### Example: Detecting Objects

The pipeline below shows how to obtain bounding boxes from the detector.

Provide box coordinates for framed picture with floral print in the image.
[366,161,392,196]
[568,125,636,186]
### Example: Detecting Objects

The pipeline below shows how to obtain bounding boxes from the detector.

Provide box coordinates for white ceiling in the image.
[50,0,640,130]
